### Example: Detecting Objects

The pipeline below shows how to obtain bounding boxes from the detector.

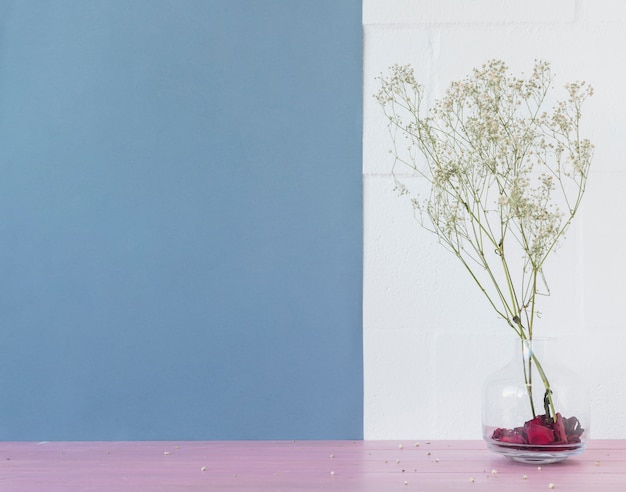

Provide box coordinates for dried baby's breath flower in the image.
[375,60,593,342]
[376,60,593,421]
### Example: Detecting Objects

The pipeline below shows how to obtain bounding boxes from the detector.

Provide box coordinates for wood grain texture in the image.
[0,440,623,491]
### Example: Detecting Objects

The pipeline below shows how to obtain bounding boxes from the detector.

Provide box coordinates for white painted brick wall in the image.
[363,0,577,25]
[363,0,626,439]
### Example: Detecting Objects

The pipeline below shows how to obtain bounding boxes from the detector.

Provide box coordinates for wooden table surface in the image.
[0,440,623,491]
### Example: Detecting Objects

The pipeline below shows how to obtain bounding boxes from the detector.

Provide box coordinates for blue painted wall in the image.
[0,1,362,440]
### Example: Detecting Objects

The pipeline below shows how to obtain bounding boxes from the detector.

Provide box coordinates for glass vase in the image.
[482,337,589,464]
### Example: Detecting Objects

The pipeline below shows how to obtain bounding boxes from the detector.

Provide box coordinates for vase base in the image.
[507,453,568,464]
[485,439,585,464]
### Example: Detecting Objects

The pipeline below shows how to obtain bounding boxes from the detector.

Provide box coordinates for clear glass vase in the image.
[482,337,589,464]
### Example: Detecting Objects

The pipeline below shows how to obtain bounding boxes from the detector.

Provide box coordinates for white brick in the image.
[363,0,577,25]
[573,334,626,438]
[431,332,511,439]
[581,171,626,330]
[433,24,591,84]
[363,174,443,334]
[579,0,626,22]
[363,328,438,439]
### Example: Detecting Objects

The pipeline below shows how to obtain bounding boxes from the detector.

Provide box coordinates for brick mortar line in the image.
[362,19,616,28]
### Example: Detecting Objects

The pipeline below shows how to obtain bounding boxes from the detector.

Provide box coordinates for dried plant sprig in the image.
[375,60,593,341]
[376,60,593,421]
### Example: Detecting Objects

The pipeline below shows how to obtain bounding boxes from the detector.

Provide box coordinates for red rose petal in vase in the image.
[526,422,555,445]
[492,428,525,444]
[553,413,568,445]
[491,414,584,449]
[501,432,527,444]
[563,415,584,443]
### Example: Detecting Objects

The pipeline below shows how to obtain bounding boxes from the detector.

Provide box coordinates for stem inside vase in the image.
[521,339,557,422]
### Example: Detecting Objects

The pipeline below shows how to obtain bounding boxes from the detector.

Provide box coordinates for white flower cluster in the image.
[376,60,593,338]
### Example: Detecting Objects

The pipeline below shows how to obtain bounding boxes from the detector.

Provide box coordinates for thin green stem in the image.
[377,61,592,423]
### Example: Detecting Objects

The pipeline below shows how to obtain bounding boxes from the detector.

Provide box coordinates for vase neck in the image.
[515,337,554,362]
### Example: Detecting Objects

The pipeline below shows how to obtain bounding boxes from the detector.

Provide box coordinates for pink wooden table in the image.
[0,440,624,491]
